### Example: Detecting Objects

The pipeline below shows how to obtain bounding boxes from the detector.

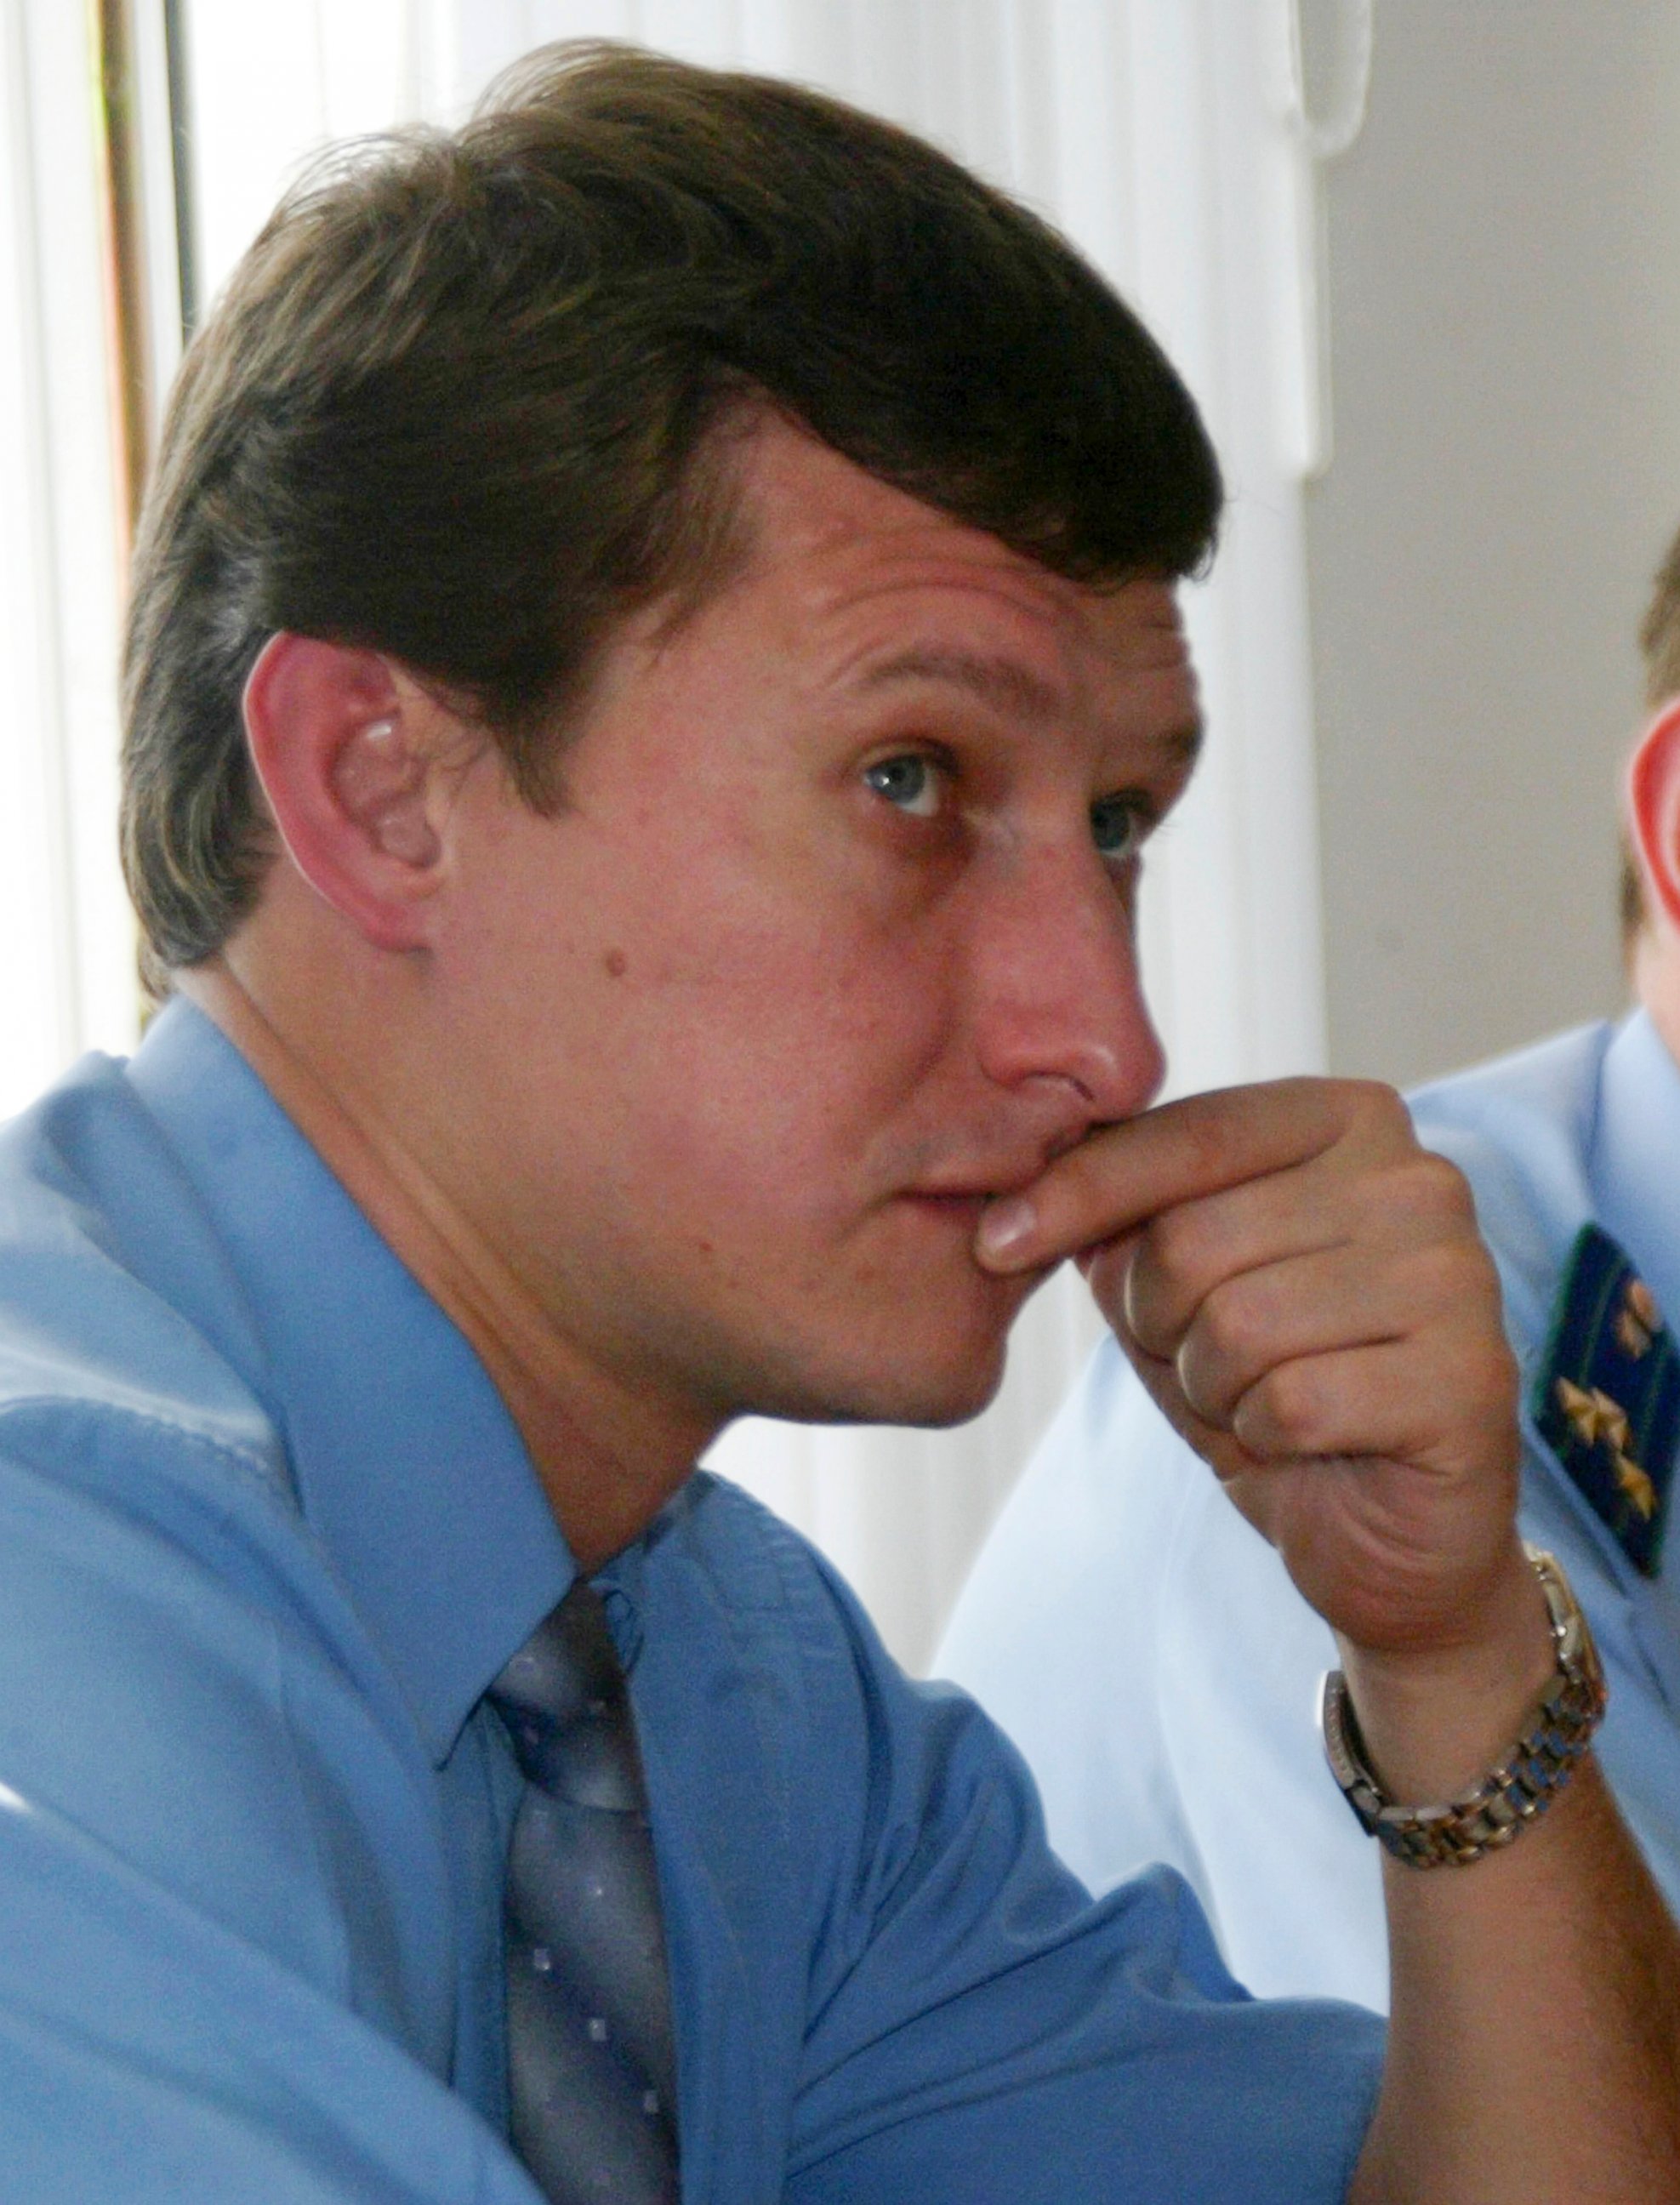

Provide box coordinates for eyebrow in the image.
[854,646,1204,768]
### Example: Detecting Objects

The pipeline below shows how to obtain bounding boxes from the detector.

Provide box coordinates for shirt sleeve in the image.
[783,1506,1385,2204]
[0,1411,546,2204]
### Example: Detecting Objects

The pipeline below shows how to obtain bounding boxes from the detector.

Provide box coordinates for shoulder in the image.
[0,1050,292,1497]
[0,1045,424,1798]
[1406,1020,1610,1205]
[0,1057,455,2055]
[1408,1018,1613,1128]
[0,1054,350,1638]
[1406,1021,1614,1352]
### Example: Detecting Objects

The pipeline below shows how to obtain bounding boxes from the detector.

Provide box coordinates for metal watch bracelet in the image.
[1320,1544,1608,1869]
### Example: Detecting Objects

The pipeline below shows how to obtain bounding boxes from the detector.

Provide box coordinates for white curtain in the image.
[0,3,142,1112]
[14,0,1333,1672]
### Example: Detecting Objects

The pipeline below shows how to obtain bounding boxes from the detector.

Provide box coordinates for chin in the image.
[714,1261,1031,1430]
[759,1328,1011,1432]
[880,1352,1010,1430]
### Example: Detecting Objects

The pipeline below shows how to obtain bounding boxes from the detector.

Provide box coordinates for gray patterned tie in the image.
[488,1579,681,2203]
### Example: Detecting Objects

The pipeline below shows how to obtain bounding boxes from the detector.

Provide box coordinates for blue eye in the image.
[1091,795,1149,863]
[865,755,943,817]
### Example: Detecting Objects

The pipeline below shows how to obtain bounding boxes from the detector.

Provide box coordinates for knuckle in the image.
[1408,1149,1476,1222]
[1144,1203,1216,1295]
[1248,1357,1325,1450]
[1331,1076,1410,1139]
[1421,1243,1507,1353]
[1196,1274,1269,1374]
[1370,1148,1478,1238]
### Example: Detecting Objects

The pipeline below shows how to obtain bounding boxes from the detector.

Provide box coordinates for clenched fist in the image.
[975,1078,1528,1682]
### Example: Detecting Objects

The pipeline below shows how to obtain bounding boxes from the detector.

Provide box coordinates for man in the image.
[942,524,1680,2015]
[1,39,1673,2202]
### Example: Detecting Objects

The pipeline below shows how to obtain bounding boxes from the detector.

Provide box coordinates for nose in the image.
[971,842,1166,1132]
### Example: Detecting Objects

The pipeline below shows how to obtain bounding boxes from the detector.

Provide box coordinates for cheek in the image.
[612,924,960,1209]
[446,796,961,1206]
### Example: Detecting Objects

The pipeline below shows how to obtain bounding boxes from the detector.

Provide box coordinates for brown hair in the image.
[1642,527,1680,713]
[122,41,1222,989]
[1620,523,1680,955]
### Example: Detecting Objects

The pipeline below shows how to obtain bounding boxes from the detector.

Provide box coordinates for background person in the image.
[940,525,1680,2014]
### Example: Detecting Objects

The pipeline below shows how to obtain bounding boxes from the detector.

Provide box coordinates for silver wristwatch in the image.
[1320,1544,1607,1869]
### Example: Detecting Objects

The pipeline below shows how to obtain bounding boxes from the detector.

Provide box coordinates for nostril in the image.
[1022,1068,1099,1111]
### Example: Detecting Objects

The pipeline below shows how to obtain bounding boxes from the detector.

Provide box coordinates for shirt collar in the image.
[125,998,575,1764]
[1588,1008,1680,1348]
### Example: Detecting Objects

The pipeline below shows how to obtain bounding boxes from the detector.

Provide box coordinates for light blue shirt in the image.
[0,1000,1381,2200]
[939,1014,1680,2014]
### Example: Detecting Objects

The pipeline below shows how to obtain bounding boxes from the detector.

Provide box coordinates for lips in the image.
[896,1189,990,1228]
[891,1181,1048,1276]
[898,1162,1045,1216]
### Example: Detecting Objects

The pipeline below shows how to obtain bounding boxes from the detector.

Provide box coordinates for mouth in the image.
[891,1181,1056,1285]
[898,1157,1046,1211]
[895,1188,992,1232]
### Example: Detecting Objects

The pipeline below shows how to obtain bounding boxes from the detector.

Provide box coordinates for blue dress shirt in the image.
[940,1014,1680,2014]
[0,1000,1381,2199]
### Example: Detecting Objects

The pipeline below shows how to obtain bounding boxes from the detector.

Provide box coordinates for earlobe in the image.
[242,633,450,951]
[1627,698,1680,936]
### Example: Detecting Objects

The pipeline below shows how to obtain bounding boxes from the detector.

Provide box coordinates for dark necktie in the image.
[488,1579,681,2203]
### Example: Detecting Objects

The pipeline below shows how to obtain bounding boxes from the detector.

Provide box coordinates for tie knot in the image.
[490,1580,646,1811]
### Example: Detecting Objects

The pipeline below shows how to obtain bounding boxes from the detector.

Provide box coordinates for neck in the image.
[1635,931,1680,1074]
[177,959,708,1569]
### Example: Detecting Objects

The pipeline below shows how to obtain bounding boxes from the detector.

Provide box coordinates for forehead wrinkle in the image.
[849,647,1063,724]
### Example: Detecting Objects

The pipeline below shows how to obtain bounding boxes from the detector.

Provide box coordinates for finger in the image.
[1118,1334,1247,1474]
[1111,1142,1476,1355]
[974,1077,1406,1274]
[1163,1238,1482,1428]
[1227,1332,1518,1474]
[1119,1330,1522,1653]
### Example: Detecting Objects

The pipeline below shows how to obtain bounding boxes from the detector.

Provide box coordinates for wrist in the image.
[1334,1540,1558,1803]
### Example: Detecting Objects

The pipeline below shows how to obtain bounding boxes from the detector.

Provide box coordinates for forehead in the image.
[652,416,1200,739]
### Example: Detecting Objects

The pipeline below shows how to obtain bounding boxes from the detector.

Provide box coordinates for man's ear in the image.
[242,633,463,951]
[1626,696,1680,935]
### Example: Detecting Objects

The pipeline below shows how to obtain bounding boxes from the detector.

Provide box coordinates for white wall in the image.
[1310,3,1680,1086]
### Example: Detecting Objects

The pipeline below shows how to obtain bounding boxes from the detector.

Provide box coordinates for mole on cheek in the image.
[602,948,628,979]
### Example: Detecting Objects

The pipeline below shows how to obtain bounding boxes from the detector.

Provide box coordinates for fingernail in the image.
[977,1195,1036,1258]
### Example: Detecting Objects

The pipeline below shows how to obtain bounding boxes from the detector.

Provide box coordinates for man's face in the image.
[429,418,1201,1440]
